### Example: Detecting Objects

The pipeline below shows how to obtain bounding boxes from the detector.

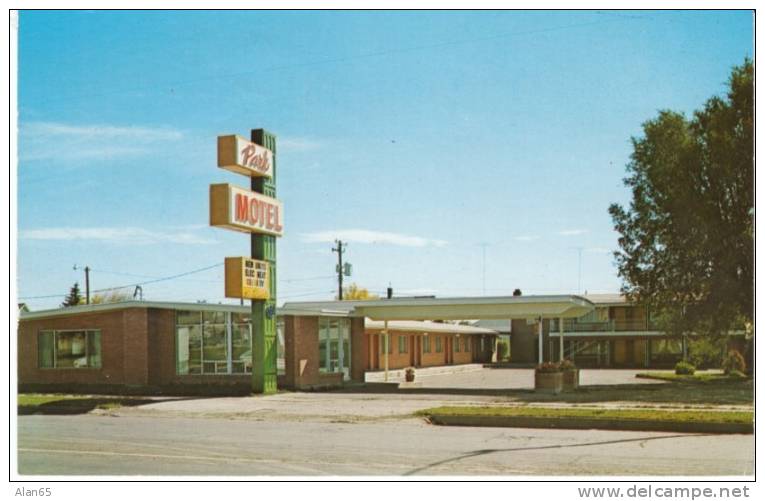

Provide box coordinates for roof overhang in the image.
[351,295,595,321]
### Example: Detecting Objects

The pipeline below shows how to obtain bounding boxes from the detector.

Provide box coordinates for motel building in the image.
[17,294,748,394]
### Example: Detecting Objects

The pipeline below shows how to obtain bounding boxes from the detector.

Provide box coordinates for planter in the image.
[534,371,563,394]
[562,369,579,390]
[405,369,415,382]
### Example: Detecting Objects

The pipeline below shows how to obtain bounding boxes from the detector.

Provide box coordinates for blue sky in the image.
[16,10,753,309]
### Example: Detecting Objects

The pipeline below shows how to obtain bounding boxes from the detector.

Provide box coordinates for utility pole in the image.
[332,240,345,300]
[74,265,91,304]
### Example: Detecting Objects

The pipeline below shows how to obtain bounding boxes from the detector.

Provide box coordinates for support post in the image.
[537,317,543,364]
[384,320,389,382]
[250,129,278,395]
[84,266,90,305]
[559,317,564,361]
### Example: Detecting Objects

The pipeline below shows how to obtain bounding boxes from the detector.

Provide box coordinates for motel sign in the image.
[209,130,282,394]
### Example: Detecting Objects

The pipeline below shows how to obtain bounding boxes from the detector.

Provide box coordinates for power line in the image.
[19,263,223,300]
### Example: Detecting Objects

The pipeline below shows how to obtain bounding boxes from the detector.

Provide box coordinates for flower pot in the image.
[534,371,563,394]
[405,370,415,382]
[562,369,579,391]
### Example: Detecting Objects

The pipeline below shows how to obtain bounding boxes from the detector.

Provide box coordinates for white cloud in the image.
[514,235,540,242]
[20,227,216,245]
[301,229,447,248]
[19,121,183,161]
[278,136,323,152]
[557,229,589,236]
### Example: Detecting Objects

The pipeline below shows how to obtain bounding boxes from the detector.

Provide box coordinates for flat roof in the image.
[365,319,498,335]
[20,294,607,323]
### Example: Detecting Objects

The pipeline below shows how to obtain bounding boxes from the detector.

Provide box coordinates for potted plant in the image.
[534,361,563,394]
[559,359,579,390]
[405,367,415,382]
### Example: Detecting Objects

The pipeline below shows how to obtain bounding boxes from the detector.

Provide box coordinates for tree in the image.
[81,290,132,305]
[608,59,753,338]
[61,282,82,307]
[337,283,379,300]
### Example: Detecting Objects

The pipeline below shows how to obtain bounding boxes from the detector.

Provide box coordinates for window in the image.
[455,336,461,352]
[319,317,351,375]
[435,336,443,353]
[176,310,250,375]
[423,335,431,353]
[398,335,407,354]
[38,330,101,369]
[464,337,470,352]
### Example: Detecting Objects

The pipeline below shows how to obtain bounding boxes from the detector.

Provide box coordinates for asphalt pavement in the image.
[18,414,753,476]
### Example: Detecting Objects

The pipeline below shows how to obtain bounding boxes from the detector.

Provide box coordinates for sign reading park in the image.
[225,257,270,300]
[209,183,284,237]
[217,135,274,178]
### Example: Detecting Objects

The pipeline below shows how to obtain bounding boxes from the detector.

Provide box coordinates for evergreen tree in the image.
[62,282,83,307]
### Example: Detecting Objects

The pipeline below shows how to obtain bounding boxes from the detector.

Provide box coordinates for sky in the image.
[15,10,754,310]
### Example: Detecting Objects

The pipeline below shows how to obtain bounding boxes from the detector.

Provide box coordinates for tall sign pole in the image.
[211,129,282,395]
[333,240,344,300]
[250,129,278,394]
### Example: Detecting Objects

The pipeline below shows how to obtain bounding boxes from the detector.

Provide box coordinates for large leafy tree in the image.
[609,59,753,337]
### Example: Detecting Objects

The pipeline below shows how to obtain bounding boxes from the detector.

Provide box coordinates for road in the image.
[17,414,754,476]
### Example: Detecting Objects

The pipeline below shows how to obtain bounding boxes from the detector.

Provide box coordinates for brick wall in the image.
[18,309,140,388]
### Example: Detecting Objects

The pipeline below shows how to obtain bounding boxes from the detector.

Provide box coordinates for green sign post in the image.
[250,129,278,394]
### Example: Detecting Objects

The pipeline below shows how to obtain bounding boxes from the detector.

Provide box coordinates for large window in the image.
[435,336,443,353]
[38,330,101,369]
[455,336,461,352]
[464,336,470,352]
[319,318,351,378]
[379,333,393,354]
[398,335,407,354]
[176,310,251,375]
[423,335,431,353]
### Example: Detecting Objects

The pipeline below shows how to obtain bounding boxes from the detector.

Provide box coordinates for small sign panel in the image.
[217,135,274,178]
[209,183,284,237]
[225,257,270,300]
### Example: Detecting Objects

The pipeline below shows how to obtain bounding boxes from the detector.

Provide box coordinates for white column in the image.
[559,317,564,362]
[384,320,389,382]
[537,317,543,364]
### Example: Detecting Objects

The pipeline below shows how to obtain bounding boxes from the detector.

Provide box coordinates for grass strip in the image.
[636,372,748,383]
[418,406,753,425]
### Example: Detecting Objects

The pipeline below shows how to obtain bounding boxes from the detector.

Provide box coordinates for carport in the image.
[351,295,595,381]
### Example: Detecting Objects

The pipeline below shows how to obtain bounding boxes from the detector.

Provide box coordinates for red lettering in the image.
[249,199,259,225]
[273,206,283,233]
[235,194,248,222]
[266,204,274,230]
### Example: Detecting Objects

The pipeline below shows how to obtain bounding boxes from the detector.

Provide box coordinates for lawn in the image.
[418,405,753,425]
[18,394,154,415]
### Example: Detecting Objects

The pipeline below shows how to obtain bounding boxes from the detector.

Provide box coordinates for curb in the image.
[426,414,753,434]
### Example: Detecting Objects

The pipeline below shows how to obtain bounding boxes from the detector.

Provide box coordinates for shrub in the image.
[559,359,577,371]
[496,341,509,361]
[675,361,696,375]
[688,337,726,369]
[535,361,561,373]
[722,350,746,374]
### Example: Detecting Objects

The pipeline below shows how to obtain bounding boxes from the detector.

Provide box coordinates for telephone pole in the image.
[74,265,91,304]
[332,240,345,300]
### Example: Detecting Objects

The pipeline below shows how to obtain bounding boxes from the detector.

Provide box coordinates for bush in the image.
[675,361,696,375]
[722,350,746,374]
[688,337,726,369]
[535,361,561,373]
[496,341,509,361]
[727,369,747,379]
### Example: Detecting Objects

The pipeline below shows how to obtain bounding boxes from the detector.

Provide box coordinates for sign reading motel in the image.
[217,134,274,178]
[210,183,284,237]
